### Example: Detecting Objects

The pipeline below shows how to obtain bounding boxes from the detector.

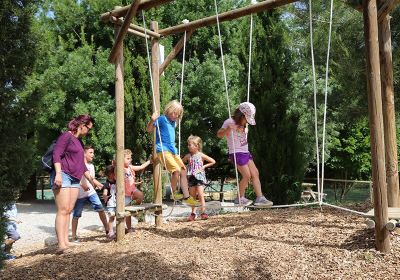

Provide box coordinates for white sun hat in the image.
[239,102,256,125]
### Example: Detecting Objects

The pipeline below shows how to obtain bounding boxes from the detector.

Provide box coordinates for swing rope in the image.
[320,0,334,203]
[214,0,242,206]
[247,13,253,103]
[308,0,321,202]
[142,11,176,217]
[178,27,188,156]
[247,0,258,102]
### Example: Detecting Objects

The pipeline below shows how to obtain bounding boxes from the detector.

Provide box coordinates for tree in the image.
[234,10,307,204]
[288,1,371,184]
[0,0,38,264]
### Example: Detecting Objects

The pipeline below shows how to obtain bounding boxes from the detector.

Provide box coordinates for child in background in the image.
[146,100,199,206]
[71,145,108,242]
[103,165,117,240]
[217,102,273,207]
[182,135,216,221]
[2,202,21,260]
[123,149,151,233]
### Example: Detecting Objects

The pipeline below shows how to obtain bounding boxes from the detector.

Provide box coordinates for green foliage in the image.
[245,10,306,204]
[0,0,38,265]
[22,1,116,170]
[326,118,371,179]
[2,0,399,218]
[288,0,372,181]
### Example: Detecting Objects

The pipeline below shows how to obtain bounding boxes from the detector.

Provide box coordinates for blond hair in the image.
[123,149,132,156]
[187,135,203,152]
[164,100,183,120]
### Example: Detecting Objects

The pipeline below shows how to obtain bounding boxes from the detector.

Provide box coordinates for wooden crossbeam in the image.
[159,30,193,75]
[108,0,141,64]
[109,16,161,39]
[159,0,298,37]
[378,0,400,21]
[100,0,174,22]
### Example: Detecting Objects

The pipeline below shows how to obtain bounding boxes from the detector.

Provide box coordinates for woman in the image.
[51,114,102,253]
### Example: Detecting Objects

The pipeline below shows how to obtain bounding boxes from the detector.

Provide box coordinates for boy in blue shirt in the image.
[146,100,199,206]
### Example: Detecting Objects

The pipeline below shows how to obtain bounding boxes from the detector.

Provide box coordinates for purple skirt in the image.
[229,152,253,166]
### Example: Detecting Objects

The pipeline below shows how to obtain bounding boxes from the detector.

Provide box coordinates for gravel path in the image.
[12,200,226,254]
[14,200,107,253]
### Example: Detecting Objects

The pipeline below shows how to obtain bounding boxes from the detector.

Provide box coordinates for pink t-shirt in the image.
[124,166,137,197]
[221,118,249,154]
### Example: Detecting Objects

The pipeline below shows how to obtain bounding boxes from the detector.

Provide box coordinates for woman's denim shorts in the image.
[50,171,81,190]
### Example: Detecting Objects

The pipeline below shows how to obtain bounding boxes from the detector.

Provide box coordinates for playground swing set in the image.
[99,0,400,253]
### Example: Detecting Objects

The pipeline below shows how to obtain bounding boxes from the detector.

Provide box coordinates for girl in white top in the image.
[217,102,273,207]
[182,135,216,221]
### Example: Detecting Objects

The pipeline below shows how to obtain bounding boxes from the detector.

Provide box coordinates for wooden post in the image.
[378,11,399,207]
[151,21,163,227]
[363,0,390,253]
[114,25,126,241]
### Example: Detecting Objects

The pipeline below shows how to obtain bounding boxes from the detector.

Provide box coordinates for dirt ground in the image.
[1,206,399,280]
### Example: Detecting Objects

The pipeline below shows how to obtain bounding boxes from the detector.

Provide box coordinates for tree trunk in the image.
[20,173,37,201]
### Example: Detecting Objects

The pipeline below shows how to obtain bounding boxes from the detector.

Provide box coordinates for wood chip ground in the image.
[2,206,399,280]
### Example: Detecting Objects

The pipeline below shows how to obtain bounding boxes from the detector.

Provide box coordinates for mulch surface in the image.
[2,206,399,280]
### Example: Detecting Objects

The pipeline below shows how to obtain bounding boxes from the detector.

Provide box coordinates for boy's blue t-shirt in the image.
[154,115,178,154]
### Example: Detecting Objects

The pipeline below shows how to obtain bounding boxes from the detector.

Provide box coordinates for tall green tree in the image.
[240,10,307,204]
[0,0,38,264]
[289,1,371,181]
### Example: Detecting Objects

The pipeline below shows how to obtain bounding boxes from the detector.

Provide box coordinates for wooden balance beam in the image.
[365,207,400,231]
[124,203,167,217]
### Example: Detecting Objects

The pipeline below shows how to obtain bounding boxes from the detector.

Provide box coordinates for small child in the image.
[182,135,216,221]
[103,165,117,240]
[123,149,151,233]
[217,102,273,207]
[3,202,21,260]
[146,100,199,206]
[71,145,108,242]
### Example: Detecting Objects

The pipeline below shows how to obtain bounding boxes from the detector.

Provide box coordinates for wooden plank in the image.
[366,207,400,219]
[100,0,174,22]
[159,0,299,36]
[378,0,400,22]
[126,203,166,211]
[159,29,193,75]
[108,0,141,64]
[109,16,161,38]
[114,25,126,242]
[363,0,391,253]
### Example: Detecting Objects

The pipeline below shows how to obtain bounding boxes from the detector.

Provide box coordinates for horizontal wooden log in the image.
[100,0,174,22]
[159,0,298,36]
[109,0,141,63]
[109,16,161,38]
